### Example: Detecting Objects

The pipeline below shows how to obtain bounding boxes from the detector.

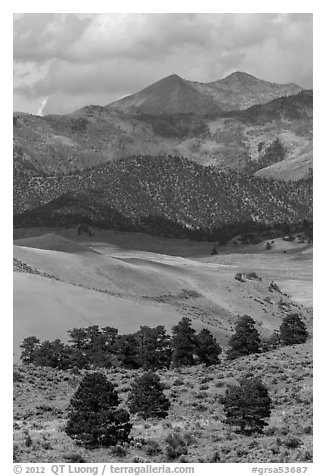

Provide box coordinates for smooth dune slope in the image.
[13,273,185,361]
[13,232,312,362]
[14,233,96,254]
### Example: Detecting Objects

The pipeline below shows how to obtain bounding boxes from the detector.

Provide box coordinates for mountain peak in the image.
[218,71,264,86]
[163,73,184,81]
[224,71,257,79]
[107,73,222,116]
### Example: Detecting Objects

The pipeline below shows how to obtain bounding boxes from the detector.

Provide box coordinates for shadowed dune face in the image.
[14,233,97,254]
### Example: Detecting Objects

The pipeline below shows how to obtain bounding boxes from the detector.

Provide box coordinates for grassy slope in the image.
[13,341,313,463]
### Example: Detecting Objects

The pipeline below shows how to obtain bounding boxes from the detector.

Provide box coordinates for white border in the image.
[3,4,323,475]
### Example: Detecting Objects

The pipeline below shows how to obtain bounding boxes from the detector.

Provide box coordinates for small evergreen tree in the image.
[128,371,170,419]
[65,372,132,448]
[227,315,261,360]
[20,336,40,364]
[115,334,141,369]
[171,317,198,367]
[221,378,272,434]
[211,246,218,255]
[280,313,308,345]
[196,329,222,366]
[33,339,73,370]
[136,326,171,370]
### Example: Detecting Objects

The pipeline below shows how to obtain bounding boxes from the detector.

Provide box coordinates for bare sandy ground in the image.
[13,273,183,360]
[14,233,96,254]
[13,230,313,362]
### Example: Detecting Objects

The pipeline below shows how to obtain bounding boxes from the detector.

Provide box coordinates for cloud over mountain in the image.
[14,13,313,115]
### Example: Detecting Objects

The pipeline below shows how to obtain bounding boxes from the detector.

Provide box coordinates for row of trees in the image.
[20,313,308,371]
[20,318,222,371]
[227,313,309,360]
[65,369,272,449]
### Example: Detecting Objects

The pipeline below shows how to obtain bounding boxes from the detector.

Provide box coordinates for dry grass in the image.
[13,341,312,463]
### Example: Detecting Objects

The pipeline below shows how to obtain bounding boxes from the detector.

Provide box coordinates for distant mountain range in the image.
[13,71,313,239]
[108,71,303,115]
[13,72,312,180]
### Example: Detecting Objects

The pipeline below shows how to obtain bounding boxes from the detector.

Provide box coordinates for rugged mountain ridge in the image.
[13,72,313,239]
[108,71,303,115]
[13,89,313,180]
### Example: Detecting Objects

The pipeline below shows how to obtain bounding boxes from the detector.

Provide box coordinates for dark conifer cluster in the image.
[20,318,222,371]
[226,313,308,359]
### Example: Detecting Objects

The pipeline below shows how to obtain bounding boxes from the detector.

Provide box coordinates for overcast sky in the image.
[13,13,313,115]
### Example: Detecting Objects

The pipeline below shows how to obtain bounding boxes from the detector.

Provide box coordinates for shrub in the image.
[269,281,282,293]
[24,430,33,448]
[128,371,170,419]
[65,372,132,448]
[111,444,128,457]
[164,433,189,461]
[221,378,272,434]
[282,436,302,449]
[63,452,86,463]
[13,369,24,382]
[245,272,262,281]
[145,439,162,456]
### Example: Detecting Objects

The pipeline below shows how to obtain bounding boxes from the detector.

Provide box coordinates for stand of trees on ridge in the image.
[18,313,309,449]
[20,318,222,371]
[20,313,308,371]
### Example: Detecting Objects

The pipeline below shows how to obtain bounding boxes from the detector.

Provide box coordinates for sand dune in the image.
[13,273,184,360]
[14,233,96,254]
[13,232,313,362]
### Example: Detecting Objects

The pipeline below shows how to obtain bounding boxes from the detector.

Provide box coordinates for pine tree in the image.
[221,378,272,434]
[67,328,89,369]
[115,334,141,369]
[196,328,222,366]
[65,372,132,448]
[136,325,171,370]
[280,313,308,345]
[128,371,170,419]
[171,317,198,367]
[227,315,261,360]
[33,339,73,370]
[20,336,40,364]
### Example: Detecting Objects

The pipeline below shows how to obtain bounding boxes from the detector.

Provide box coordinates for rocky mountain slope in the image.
[13,72,313,239]
[109,71,303,115]
[108,74,223,116]
[13,75,312,180]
